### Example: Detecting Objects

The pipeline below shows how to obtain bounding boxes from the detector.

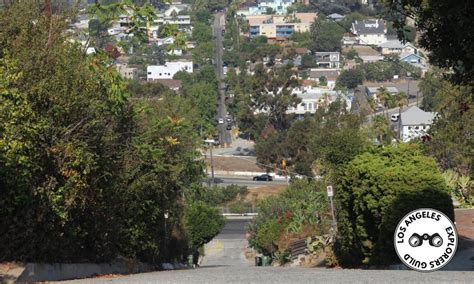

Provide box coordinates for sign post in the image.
[326,185,337,230]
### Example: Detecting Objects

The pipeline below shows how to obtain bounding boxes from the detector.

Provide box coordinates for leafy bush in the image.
[184,202,225,252]
[228,201,253,214]
[247,180,330,256]
[375,188,454,264]
[188,184,248,206]
[334,144,452,266]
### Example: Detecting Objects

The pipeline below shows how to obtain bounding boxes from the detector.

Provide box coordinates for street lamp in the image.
[164,210,169,261]
[204,139,216,186]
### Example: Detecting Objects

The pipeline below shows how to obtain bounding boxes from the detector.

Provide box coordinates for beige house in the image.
[116,63,138,80]
[247,13,317,38]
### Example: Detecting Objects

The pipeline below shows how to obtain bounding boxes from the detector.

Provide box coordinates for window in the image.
[147,72,152,75]
[159,73,162,76]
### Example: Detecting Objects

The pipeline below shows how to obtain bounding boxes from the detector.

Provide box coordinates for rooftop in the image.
[379,40,404,49]
[401,106,437,126]
[328,13,345,20]
[352,19,386,35]
[366,86,399,94]
[309,69,340,80]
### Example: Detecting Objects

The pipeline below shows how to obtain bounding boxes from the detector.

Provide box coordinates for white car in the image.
[391,113,400,122]
[218,118,224,124]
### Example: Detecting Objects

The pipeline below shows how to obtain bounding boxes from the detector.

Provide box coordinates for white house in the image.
[287,87,352,116]
[238,0,296,16]
[351,19,387,45]
[147,61,193,80]
[308,69,340,88]
[314,52,340,69]
[400,106,436,142]
[379,40,416,55]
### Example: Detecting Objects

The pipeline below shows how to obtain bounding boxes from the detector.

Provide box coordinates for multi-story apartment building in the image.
[247,13,317,39]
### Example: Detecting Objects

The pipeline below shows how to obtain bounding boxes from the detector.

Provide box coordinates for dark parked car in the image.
[253,174,273,181]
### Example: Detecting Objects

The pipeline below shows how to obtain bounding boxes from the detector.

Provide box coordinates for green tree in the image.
[336,68,365,89]
[184,202,225,261]
[192,22,212,43]
[345,48,358,60]
[384,0,473,84]
[192,41,214,66]
[424,84,474,178]
[334,144,452,266]
[419,68,444,111]
[394,91,408,140]
[370,114,392,144]
[0,1,131,261]
[310,15,345,52]
[319,76,328,86]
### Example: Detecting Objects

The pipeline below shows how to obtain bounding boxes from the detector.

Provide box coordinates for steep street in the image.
[213,13,232,146]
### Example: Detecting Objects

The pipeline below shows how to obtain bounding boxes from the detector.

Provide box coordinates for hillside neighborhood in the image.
[0,0,473,282]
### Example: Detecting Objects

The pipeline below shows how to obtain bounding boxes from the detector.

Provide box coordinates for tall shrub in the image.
[334,144,452,266]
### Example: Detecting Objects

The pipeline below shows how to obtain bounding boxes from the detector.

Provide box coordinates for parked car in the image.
[218,118,224,124]
[391,113,400,122]
[226,125,232,130]
[253,174,273,181]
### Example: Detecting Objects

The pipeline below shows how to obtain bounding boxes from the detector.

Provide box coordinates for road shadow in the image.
[197,265,230,269]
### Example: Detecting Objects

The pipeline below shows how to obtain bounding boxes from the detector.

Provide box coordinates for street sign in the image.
[326,185,334,197]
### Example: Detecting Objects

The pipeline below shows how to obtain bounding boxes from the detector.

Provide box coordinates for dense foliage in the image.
[0,1,221,264]
[336,61,421,89]
[334,144,452,266]
[184,202,225,253]
[384,0,474,85]
[247,180,330,257]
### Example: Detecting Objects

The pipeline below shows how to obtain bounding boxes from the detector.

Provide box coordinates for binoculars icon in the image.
[408,233,443,247]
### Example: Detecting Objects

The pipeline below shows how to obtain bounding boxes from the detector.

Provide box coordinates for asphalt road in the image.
[208,174,289,187]
[213,13,232,146]
[217,218,251,239]
[66,265,474,283]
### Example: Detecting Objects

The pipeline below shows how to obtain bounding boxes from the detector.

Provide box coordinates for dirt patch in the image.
[455,208,474,249]
[205,156,262,172]
[243,184,287,203]
[342,46,380,56]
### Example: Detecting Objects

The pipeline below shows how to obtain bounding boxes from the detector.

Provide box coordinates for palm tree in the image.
[377,87,391,119]
[394,91,408,140]
[160,23,178,38]
[372,114,391,144]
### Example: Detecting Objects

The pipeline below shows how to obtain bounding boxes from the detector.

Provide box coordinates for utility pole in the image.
[210,143,215,185]
[406,72,411,99]
[204,139,216,186]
